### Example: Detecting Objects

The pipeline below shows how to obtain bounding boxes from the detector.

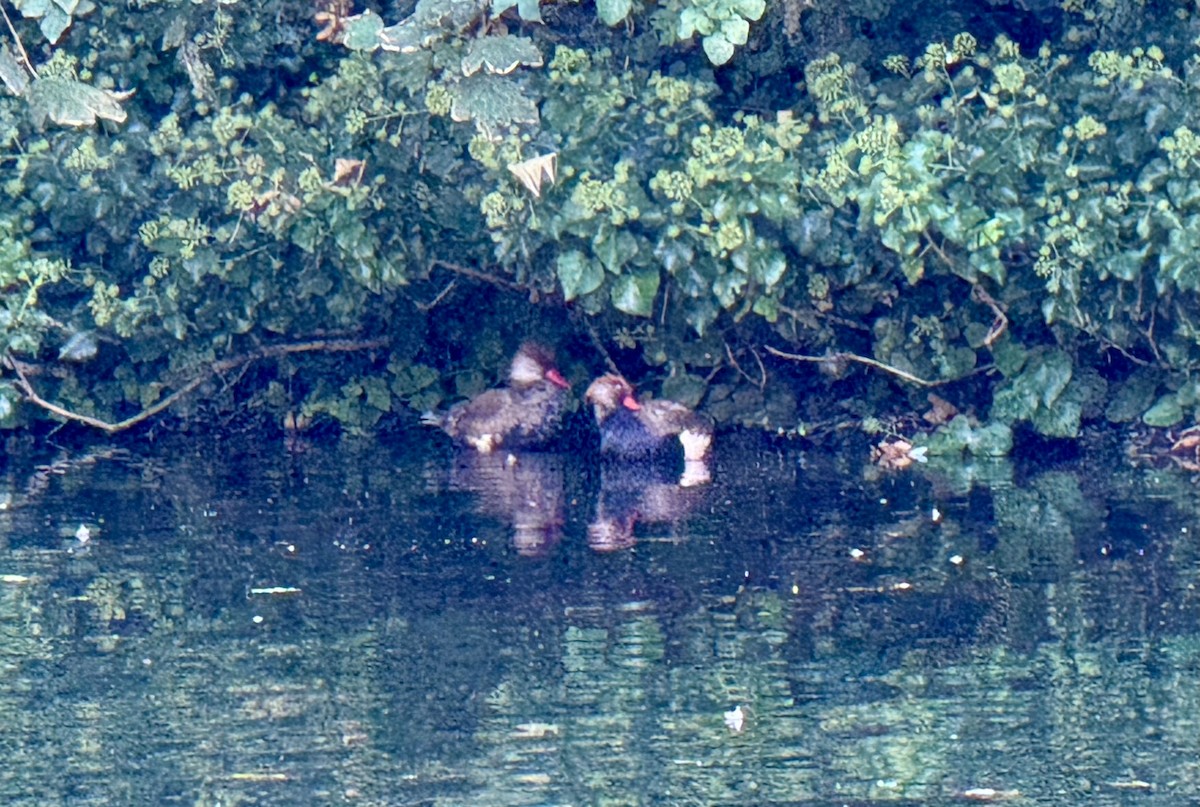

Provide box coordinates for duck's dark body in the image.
[440,381,568,451]
[597,406,666,458]
[426,343,570,453]
[584,374,713,463]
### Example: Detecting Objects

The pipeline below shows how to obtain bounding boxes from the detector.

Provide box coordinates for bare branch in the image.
[6,337,387,434]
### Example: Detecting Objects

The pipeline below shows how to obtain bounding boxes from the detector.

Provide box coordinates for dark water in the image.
[1,430,1198,805]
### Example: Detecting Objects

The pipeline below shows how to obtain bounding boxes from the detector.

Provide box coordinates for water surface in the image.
[0,431,1196,805]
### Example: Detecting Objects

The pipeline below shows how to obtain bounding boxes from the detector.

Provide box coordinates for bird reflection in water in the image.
[587,459,709,553]
[445,451,565,557]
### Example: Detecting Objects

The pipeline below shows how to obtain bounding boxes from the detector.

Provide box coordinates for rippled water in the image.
[0,429,1197,805]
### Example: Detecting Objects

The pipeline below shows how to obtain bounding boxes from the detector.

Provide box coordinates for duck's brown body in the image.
[584,374,713,462]
[427,344,571,453]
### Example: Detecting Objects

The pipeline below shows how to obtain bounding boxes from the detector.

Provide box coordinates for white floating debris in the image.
[932,507,942,523]
[75,524,92,544]
[960,787,1022,801]
[724,705,746,733]
[849,548,866,560]
[249,586,302,596]
[950,554,965,566]
[512,722,559,739]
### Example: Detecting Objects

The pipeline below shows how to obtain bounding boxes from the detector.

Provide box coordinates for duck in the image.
[584,374,713,463]
[424,343,571,453]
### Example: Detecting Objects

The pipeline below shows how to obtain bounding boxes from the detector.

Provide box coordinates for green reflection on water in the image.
[0,434,1196,804]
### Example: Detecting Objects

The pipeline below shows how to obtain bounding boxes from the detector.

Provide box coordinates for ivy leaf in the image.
[596,0,632,26]
[516,0,542,20]
[752,249,787,289]
[734,0,765,20]
[378,20,435,53]
[1105,369,1160,423]
[557,250,603,301]
[686,298,719,336]
[1158,220,1200,292]
[25,76,130,128]
[0,44,29,96]
[341,10,384,51]
[713,269,747,308]
[593,227,639,274]
[611,268,660,317]
[1031,349,1072,407]
[492,0,542,20]
[702,34,735,66]
[721,17,750,46]
[1030,399,1081,438]
[448,74,538,133]
[678,7,711,38]
[12,0,94,44]
[1143,394,1184,427]
[661,374,708,408]
[461,36,543,76]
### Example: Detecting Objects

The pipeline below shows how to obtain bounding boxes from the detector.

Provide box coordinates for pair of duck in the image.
[425,343,712,462]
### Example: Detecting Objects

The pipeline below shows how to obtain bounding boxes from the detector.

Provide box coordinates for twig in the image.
[1097,335,1151,367]
[578,316,621,375]
[725,341,766,390]
[749,345,767,389]
[764,344,944,387]
[920,230,1009,347]
[414,279,457,311]
[778,303,870,332]
[6,337,387,434]
[429,259,524,292]
[0,0,37,79]
[970,284,1009,347]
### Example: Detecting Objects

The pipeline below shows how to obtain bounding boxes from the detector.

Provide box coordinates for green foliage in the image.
[648,0,766,65]
[345,1,545,136]
[10,0,94,45]
[0,0,1196,438]
[924,415,1013,457]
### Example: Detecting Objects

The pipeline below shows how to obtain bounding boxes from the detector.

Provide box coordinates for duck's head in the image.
[584,374,640,420]
[510,343,570,390]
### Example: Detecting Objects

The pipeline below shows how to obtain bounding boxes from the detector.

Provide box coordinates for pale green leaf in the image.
[448,74,539,131]
[679,7,713,37]
[516,0,542,21]
[734,0,765,19]
[593,228,639,274]
[702,33,735,66]
[38,5,70,42]
[752,249,787,289]
[596,0,632,26]
[461,36,543,76]
[1105,369,1160,423]
[1030,400,1081,438]
[13,0,49,15]
[661,374,707,408]
[342,10,384,51]
[26,76,129,128]
[611,269,660,317]
[557,250,604,301]
[721,17,749,46]
[1143,394,1184,427]
[0,45,29,96]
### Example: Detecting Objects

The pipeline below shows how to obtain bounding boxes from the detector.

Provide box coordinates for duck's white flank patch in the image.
[468,433,500,453]
[678,429,711,462]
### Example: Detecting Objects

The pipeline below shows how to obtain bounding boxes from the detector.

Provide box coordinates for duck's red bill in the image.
[546,369,571,389]
[621,394,641,411]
